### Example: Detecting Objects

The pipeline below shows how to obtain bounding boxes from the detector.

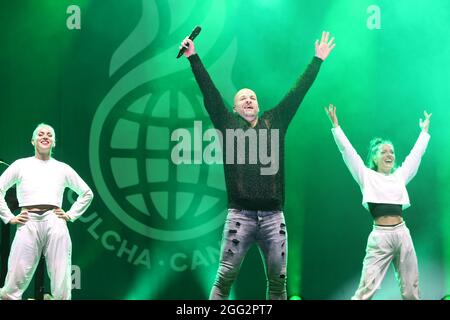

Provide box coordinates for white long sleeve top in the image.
[0,157,93,224]
[331,126,430,211]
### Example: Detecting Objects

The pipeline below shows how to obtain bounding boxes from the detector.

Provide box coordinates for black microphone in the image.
[176,26,202,59]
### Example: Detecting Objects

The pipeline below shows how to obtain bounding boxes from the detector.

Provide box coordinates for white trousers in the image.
[352,222,420,300]
[0,210,72,300]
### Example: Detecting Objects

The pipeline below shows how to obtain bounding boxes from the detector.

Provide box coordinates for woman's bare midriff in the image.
[375,215,403,226]
[21,204,58,213]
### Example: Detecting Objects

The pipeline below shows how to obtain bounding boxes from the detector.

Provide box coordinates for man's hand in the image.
[315,31,335,61]
[325,104,339,128]
[55,208,71,221]
[419,110,432,133]
[180,38,196,58]
[9,211,29,225]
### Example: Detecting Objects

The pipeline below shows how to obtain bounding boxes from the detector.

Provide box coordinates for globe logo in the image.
[89,0,237,241]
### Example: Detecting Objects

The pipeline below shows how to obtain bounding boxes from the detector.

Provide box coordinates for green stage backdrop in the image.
[0,0,449,299]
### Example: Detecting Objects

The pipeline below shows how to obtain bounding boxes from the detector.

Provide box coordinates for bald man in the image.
[180,31,335,300]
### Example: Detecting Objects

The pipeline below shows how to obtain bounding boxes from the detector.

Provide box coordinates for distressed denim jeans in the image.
[209,208,288,300]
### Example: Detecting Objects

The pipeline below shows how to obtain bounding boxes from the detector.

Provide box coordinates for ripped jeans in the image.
[352,222,420,300]
[209,209,288,300]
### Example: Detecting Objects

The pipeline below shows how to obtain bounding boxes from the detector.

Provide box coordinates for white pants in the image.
[352,222,420,300]
[0,210,72,300]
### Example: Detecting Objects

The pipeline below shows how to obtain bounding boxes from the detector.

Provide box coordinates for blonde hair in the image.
[32,123,56,154]
[366,137,395,171]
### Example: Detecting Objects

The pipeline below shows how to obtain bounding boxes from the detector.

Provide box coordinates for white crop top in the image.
[331,126,430,211]
[0,157,93,223]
